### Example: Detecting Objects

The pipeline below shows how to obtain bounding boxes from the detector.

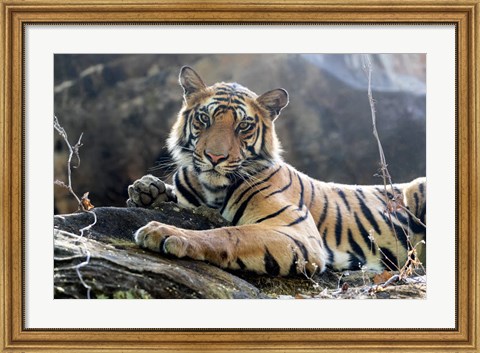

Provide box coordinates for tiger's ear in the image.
[179,66,207,99]
[256,88,289,119]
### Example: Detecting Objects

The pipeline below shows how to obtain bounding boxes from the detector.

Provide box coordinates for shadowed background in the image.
[54,54,426,214]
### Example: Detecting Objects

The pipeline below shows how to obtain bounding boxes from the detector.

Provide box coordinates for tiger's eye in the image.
[239,122,251,131]
[196,113,209,125]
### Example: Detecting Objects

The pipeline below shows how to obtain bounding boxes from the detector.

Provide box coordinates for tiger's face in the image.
[167,66,289,189]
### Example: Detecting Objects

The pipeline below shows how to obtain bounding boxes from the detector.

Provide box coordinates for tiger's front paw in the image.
[134,221,190,258]
[127,174,176,209]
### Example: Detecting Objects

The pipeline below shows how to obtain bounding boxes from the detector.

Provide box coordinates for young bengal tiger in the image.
[127,66,426,276]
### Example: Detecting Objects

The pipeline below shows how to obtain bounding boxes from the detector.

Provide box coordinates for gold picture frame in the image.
[1,0,479,352]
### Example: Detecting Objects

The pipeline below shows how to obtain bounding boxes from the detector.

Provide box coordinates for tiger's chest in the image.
[201,187,228,210]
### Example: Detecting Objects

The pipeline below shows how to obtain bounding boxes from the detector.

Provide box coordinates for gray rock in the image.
[54,205,262,299]
[54,203,229,242]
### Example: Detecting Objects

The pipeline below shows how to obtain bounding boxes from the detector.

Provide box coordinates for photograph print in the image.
[53,53,426,299]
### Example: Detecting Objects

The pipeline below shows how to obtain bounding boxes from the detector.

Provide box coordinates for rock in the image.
[53,204,426,299]
[54,230,263,299]
[53,203,229,242]
[54,205,261,299]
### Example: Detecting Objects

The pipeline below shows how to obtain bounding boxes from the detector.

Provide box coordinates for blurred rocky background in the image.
[54,54,426,214]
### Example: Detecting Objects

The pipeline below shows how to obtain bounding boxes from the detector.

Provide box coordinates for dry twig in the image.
[54,116,96,299]
[362,55,425,278]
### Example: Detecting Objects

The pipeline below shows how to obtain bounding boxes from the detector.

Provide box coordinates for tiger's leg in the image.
[134,222,327,276]
[127,174,177,208]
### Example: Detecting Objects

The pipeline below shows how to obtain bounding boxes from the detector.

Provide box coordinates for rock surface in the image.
[54,205,261,299]
[54,230,264,299]
[53,205,426,299]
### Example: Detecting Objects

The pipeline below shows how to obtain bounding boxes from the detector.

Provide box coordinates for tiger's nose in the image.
[205,150,228,165]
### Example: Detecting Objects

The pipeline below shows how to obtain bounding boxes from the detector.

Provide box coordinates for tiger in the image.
[127,66,426,277]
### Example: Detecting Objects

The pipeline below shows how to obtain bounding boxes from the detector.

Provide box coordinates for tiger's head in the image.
[167,66,289,189]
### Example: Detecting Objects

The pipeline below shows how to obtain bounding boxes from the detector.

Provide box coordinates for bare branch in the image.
[54,116,95,299]
[362,55,393,202]
[362,55,424,275]
[54,116,86,210]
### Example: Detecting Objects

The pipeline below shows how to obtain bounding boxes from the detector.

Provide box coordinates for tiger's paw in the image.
[127,174,176,209]
[134,221,190,258]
